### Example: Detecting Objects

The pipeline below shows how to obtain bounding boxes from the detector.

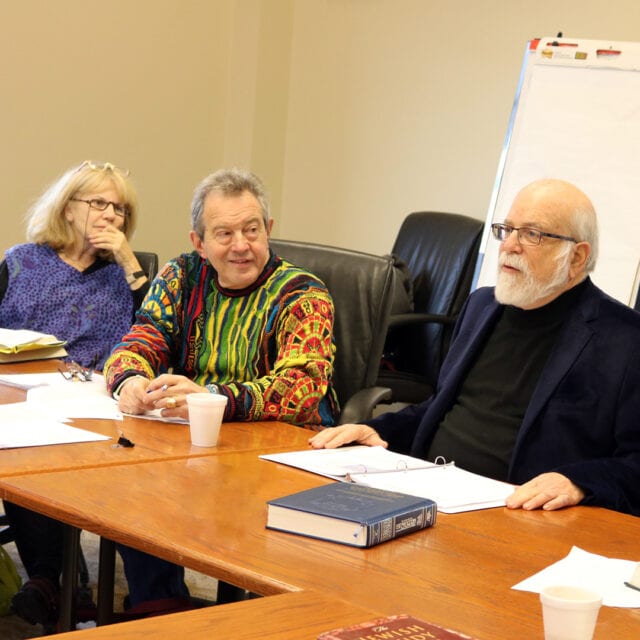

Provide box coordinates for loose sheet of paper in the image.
[513,546,640,607]
[122,408,188,425]
[1,371,188,423]
[0,372,90,389]
[26,376,123,420]
[0,402,110,448]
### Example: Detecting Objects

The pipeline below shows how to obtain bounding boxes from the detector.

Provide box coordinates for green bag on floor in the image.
[0,545,22,616]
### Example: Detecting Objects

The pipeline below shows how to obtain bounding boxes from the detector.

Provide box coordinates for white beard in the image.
[495,250,572,308]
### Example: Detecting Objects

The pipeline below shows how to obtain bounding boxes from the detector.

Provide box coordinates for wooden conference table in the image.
[2,451,640,638]
[52,590,381,640]
[0,359,314,631]
[1,361,640,638]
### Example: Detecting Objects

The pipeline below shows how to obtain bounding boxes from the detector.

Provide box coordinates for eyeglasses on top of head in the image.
[491,223,578,246]
[77,160,131,177]
[70,197,130,218]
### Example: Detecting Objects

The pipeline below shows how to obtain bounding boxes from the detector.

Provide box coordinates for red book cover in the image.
[317,614,478,639]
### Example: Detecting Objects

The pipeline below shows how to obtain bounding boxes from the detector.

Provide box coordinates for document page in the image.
[0,402,110,448]
[260,446,437,480]
[26,376,123,420]
[260,446,514,513]
[349,465,514,514]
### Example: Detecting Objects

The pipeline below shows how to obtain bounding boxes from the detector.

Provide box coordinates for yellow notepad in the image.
[0,328,67,363]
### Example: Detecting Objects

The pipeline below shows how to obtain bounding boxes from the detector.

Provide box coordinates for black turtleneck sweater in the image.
[426,281,587,481]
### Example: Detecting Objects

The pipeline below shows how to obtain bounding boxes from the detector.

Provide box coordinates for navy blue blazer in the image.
[369,278,640,516]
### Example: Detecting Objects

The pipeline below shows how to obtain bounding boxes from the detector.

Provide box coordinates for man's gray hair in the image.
[191,168,270,238]
[569,204,598,273]
[521,178,599,274]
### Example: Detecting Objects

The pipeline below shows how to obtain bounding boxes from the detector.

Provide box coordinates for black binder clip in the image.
[113,431,135,448]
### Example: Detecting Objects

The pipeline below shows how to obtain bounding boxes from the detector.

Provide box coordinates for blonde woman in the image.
[1,160,149,627]
[0,160,148,368]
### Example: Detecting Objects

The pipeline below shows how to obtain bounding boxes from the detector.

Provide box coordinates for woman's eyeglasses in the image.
[70,197,130,218]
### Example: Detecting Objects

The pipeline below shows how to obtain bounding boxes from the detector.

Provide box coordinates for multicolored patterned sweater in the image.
[104,250,339,426]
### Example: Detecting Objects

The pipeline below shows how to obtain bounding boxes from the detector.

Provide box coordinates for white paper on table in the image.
[0,372,185,423]
[25,375,123,420]
[349,464,514,514]
[122,408,189,425]
[260,446,514,513]
[0,371,80,389]
[512,546,640,607]
[0,402,110,448]
[260,445,434,480]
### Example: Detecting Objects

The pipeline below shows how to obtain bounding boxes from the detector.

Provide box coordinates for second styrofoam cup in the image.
[540,585,602,640]
[186,393,228,447]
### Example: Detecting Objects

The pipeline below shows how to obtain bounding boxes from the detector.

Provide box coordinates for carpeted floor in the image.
[0,528,220,639]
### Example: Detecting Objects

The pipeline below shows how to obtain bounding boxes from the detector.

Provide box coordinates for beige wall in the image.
[281,0,640,254]
[2,1,640,265]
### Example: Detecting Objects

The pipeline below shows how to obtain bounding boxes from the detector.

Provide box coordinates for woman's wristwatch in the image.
[126,270,146,285]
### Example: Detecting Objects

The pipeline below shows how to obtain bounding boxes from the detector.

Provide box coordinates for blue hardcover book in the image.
[266,482,437,547]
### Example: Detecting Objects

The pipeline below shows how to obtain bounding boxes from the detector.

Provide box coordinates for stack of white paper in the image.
[260,446,515,513]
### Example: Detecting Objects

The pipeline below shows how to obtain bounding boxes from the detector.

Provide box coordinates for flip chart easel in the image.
[474,37,640,307]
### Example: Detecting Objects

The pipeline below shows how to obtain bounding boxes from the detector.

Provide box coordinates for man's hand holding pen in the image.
[117,373,203,418]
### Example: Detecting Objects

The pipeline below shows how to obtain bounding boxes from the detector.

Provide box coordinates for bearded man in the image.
[309,179,640,517]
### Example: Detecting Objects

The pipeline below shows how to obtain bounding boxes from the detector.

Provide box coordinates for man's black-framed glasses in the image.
[491,223,578,246]
[71,197,130,218]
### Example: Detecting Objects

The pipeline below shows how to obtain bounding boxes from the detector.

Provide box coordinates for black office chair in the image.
[270,239,396,424]
[215,239,397,604]
[133,251,159,281]
[377,211,483,405]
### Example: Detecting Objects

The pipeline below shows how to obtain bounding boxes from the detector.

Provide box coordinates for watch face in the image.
[127,270,145,284]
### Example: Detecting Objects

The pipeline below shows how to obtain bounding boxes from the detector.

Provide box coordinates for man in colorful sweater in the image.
[103,168,339,616]
[105,168,338,426]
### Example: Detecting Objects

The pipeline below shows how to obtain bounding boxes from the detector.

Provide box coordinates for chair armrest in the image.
[338,386,392,425]
[388,312,457,330]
